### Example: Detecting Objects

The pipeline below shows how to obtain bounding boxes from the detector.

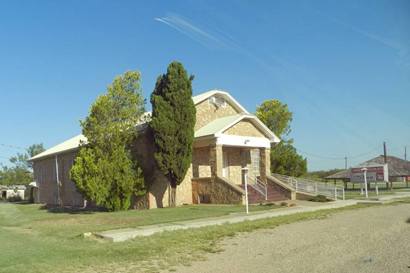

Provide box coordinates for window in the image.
[209,96,226,108]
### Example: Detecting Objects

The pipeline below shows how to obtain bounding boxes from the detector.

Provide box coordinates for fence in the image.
[271,173,345,200]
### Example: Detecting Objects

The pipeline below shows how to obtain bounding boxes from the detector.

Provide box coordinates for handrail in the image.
[247,176,268,200]
[271,173,345,200]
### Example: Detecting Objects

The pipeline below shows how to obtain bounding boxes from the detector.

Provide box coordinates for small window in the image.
[209,96,226,108]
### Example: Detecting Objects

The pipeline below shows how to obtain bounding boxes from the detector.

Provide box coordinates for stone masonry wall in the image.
[132,128,193,208]
[195,99,239,130]
[192,146,211,178]
[192,177,243,204]
[223,120,266,138]
[224,147,243,184]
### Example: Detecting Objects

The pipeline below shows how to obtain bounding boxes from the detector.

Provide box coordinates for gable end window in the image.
[208,96,226,108]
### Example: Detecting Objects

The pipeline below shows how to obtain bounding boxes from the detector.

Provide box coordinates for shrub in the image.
[7,195,22,202]
[280,201,288,207]
[70,71,146,211]
[309,195,329,202]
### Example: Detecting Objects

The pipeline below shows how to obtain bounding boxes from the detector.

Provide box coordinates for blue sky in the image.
[0,0,409,171]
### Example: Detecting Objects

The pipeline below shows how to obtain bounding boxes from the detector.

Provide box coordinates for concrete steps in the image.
[241,182,287,203]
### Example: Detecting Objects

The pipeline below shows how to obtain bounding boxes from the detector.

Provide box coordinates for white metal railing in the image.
[271,173,345,200]
[247,176,268,200]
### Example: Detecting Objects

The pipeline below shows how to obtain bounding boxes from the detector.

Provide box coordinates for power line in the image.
[0,143,25,150]
[296,145,380,161]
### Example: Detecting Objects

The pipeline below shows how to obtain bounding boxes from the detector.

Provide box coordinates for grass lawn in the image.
[330,180,410,190]
[1,199,409,273]
[344,189,400,199]
[343,185,410,199]
[0,202,275,237]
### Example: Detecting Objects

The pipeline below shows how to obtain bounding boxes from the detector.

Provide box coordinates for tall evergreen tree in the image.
[70,71,146,211]
[150,62,196,207]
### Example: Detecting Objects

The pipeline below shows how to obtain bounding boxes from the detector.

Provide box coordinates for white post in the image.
[295,179,298,192]
[342,188,345,200]
[315,182,318,195]
[243,167,249,214]
[264,181,268,201]
[362,168,368,198]
[55,155,61,207]
[375,182,379,196]
[334,187,337,200]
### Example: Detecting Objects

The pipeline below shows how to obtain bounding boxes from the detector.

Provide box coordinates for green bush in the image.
[7,195,22,202]
[309,195,329,202]
[280,201,288,206]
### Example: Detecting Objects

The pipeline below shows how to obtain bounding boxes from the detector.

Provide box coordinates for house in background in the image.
[0,185,26,201]
[325,155,410,188]
[30,90,295,209]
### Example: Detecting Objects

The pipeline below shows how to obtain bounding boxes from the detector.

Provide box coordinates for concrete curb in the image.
[94,201,357,242]
[93,193,410,242]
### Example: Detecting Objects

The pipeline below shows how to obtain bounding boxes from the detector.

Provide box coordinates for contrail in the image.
[154,14,227,48]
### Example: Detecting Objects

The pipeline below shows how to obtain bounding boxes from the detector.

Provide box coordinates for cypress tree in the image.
[150,61,196,207]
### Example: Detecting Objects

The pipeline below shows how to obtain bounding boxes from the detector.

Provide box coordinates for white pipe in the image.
[243,168,249,214]
[55,155,61,206]
[364,170,369,198]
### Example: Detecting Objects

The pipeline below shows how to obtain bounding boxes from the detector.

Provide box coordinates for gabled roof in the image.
[29,112,150,161]
[325,169,349,180]
[195,115,242,138]
[30,90,280,161]
[195,114,280,143]
[30,134,87,161]
[361,155,410,177]
[192,90,249,114]
[325,155,410,179]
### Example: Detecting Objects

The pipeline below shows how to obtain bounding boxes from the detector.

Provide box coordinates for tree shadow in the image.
[39,204,107,214]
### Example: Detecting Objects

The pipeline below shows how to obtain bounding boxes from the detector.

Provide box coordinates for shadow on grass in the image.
[40,204,107,214]
[406,218,410,224]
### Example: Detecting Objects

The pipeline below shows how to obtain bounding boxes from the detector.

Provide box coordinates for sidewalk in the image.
[94,192,410,242]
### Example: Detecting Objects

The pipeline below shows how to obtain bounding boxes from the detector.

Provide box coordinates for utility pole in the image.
[383,141,387,164]
[383,141,391,190]
[344,156,347,170]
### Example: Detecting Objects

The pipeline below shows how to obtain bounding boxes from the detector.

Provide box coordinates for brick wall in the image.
[33,151,85,207]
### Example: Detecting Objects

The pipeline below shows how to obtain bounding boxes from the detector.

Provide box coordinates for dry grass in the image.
[1,199,409,273]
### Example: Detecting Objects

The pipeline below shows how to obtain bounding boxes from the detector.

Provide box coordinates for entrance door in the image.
[222,151,229,178]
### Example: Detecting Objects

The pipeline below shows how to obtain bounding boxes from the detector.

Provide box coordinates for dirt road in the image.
[171,204,410,273]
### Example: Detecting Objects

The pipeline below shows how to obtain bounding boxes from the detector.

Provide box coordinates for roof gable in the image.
[30,134,87,161]
[31,90,280,161]
[192,90,249,114]
[195,114,280,143]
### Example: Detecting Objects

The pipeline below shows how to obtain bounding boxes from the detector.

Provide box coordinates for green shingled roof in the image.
[195,114,242,138]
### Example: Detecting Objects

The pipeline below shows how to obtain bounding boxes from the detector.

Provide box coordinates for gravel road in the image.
[170,203,410,273]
